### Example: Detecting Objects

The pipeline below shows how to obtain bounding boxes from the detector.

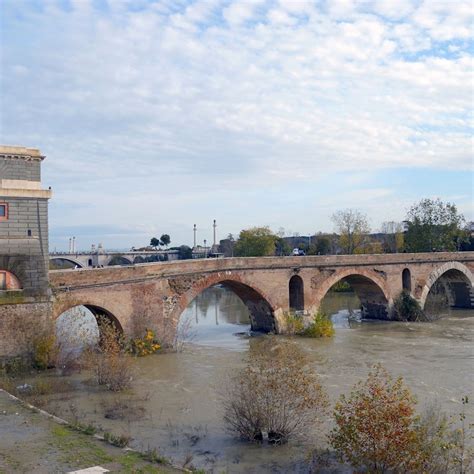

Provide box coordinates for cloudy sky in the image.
[1,0,472,251]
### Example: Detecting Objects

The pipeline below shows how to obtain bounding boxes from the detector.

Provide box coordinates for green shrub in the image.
[127,329,161,357]
[302,312,335,338]
[283,311,305,335]
[394,291,424,321]
[330,364,423,472]
[331,280,353,292]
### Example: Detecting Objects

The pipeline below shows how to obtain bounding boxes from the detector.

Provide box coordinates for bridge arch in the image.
[169,273,277,333]
[316,268,391,319]
[420,262,474,310]
[53,301,124,337]
[106,255,133,266]
[50,257,85,269]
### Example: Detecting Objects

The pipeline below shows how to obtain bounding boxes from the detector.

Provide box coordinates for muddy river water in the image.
[44,287,474,472]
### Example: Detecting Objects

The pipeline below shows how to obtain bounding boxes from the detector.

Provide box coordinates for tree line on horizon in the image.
[143,198,471,260]
[223,198,472,258]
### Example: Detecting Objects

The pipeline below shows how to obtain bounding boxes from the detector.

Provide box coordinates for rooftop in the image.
[0,145,44,160]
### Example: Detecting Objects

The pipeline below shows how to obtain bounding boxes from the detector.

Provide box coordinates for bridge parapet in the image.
[50,252,474,289]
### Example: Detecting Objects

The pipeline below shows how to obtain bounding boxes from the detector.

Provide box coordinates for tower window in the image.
[0,203,8,221]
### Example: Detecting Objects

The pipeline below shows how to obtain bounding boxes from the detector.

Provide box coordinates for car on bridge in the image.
[292,248,305,256]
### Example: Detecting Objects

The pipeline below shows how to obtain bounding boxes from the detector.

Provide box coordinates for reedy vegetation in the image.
[222,339,328,444]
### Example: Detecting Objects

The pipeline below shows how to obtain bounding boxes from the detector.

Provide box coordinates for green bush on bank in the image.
[302,312,335,338]
[284,311,335,338]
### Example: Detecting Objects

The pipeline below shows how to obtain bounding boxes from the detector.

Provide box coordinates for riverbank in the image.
[0,389,181,473]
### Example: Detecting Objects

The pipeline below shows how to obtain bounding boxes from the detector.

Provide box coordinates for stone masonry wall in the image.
[0,197,50,293]
[0,302,52,360]
[0,156,41,181]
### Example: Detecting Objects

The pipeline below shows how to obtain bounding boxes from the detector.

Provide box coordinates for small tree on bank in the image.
[330,364,423,473]
[222,338,328,444]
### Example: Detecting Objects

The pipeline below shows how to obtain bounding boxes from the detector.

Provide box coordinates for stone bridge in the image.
[49,250,179,268]
[49,252,474,344]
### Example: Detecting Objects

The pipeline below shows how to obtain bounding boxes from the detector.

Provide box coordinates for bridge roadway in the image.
[49,252,474,345]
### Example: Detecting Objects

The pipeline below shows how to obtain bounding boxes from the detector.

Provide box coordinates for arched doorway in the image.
[402,268,411,293]
[289,275,304,312]
[0,270,22,290]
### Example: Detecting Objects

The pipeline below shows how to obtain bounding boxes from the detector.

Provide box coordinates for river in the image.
[43,287,474,472]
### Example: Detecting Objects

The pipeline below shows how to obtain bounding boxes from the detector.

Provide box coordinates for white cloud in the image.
[1,0,472,248]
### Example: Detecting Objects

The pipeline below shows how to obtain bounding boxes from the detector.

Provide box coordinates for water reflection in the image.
[321,291,362,328]
[180,285,251,350]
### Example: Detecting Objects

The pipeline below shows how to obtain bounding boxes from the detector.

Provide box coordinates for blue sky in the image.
[1,0,472,250]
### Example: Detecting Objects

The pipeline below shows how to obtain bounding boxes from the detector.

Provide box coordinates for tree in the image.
[178,245,192,260]
[404,198,467,252]
[222,338,328,443]
[330,364,424,472]
[308,234,331,255]
[219,234,236,257]
[159,234,170,248]
[234,226,276,257]
[276,227,286,239]
[380,221,404,253]
[150,237,160,249]
[405,198,467,252]
[275,237,291,256]
[331,209,370,254]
